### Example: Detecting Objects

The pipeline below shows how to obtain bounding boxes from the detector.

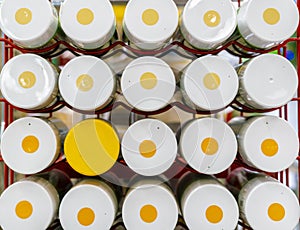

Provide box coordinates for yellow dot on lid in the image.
[201,137,219,156]
[140,72,158,90]
[268,203,285,221]
[15,200,33,219]
[18,71,36,89]
[263,8,280,25]
[77,207,95,226]
[15,8,32,25]
[77,8,94,25]
[203,73,220,90]
[139,140,157,158]
[22,135,39,154]
[205,205,223,224]
[76,74,94,92]
[142,9,159,26]
[203,10,221,27]
[140,204,158,223]
[261,139,279,157]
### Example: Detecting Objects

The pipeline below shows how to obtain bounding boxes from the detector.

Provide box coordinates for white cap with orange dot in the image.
[123,0,178,50]
[179,117,237,174]
[59,0,116,50]
[0,117,65,174]
[237,0,299,49]
[59,56,116,111]
[0,54,58,110]
[122,119,177,176]
[59,179,118,229]
[181,55,238,111]
[0,0,58,48]
[121,56,176,112]
[180,0,237,50]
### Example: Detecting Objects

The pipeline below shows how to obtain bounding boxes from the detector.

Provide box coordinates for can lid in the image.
[122,182,178,229]
[240,116,299,172]
[0,180,57,229]
[122,119,177,176]
[1,117,60,174]
[180,118,237,174]
[59,56,115,111]
[121,56,176,112]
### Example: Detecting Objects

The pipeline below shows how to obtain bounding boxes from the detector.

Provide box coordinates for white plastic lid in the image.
[242,180,299,229]
[0,0,58,48]
[59,56,115,111]
[123,0,178,50]
[122,119,177,176]
[240,54,298,109]
[122,182,178,230]
[181,55,239,111]
[180,118,237,174]
[181,0,236,49]
[239,116,299,172]
[0,54,58,109]
[0,117,60,174]
[0,180,58,230]
[59,0,115,49]
[121,56,176,112]
[182,182,239,229]
[59,180,117,229]
[239,0,299,44]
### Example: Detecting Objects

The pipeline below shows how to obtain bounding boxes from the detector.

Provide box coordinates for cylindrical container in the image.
[0,0,58,48]
[229,116,299,172]
[64,119,120,176]
[59,0,116,50]
[59,177,122,229]
[179,117,237,174]
[0,117,68,174]
[180,55,239,111]
[121,56,176,112]
[237,0,299,49]
[123,0,178,50]
[59,56,116,111]
[176,172,239,230]
[0,169,72,230]
[226,168,299,229]
[180,0,236,50]
[237,54,298,109]
[122,119,177,176]
[122,178,178,230]
[0,54,59,110]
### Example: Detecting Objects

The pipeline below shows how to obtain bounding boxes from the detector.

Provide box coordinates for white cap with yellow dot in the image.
[0,0,58,48]
[181,178,239,229]
[181,55,238,111]
[238,54,298,109]
[238,0,299,49]
[180,0,237,50]
[122,119,177,176]
[59,0,116,50]
[239,177,299,229]
[0,54,58,110]
[0,117,61,174]
[123,0,178,50]
[59,56,116,111]
[0,179,59,229]
[121,56,176,112]
[59,179,118,229]
[238,116,299,172]
[179,118,237,174]
[122,180,178,230]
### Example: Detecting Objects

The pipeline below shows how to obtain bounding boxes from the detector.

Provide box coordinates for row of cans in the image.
[0,0,298,50]
[1,115,298,176]
[1,53,298,112]
[0,168,298,229]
